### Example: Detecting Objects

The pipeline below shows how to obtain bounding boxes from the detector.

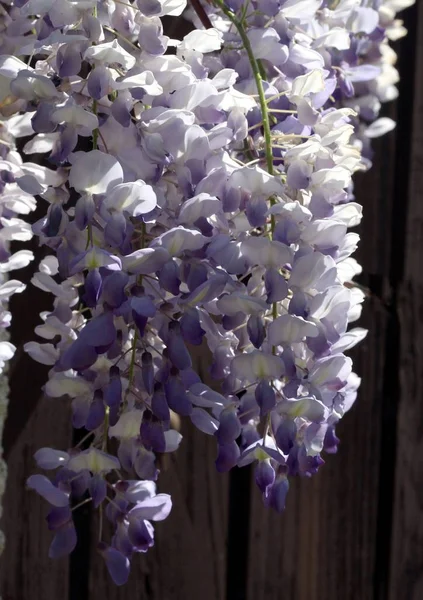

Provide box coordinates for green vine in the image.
[213,0,274,178]
[214,0,279,351]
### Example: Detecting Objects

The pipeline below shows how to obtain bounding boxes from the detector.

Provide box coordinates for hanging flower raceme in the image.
[0,0,413,585]
[0,109,39,372]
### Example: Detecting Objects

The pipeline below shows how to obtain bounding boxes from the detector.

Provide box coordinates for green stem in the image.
[128,329,139,389]
[214,0,279,352]
[92,98,98,150]
[126,223,146,394]
[213,0,273,177]
[102,406,110,452]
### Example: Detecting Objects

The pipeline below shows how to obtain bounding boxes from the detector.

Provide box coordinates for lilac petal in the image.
[104,368,122,416]
[119,480,156,504]
[247,314,266,349]
[49,520,77,558]
[141,352,155,395]
[134,447,158,480]
[46,506,72,531]
[75,194,95,231]
[51,127,78,163]
[102,271,129,308]
[215,441,240,473]
[140,419,166,453]
[308,355,352,392]
[152,226,206,257]
[80,312,116,348]
[190,407,219,435]
[180,309,205,346]
[185,262,207,291]
[275,419,297,455]
[266,475,289,513]
[87,65,111,99]
[215,406,241,445]
[188,383,228,409]
[137,0,161,15]
[70,470,91,498]
[158,259,180,295]
[180,274,227,308]
[178,193,220,225]
[111,94,132,128]
[206,235,247,275]
[274,218,300,245]
[151,384,170,421]
[137,17,167,55]
[89,474,107,508]
[42,204,67,238]
[264,268,288,304]
[297,445,324,477]
[69,150,123,195]
[255,380,275,417]
[268,314,319,346]
[98,544,130,586]
[164,430,182,452]
[230,351,284,382]
[222,312,245,332]
[131,295,157,319]
[167,321,192,370]
[84,268,102,308]
[31,101,56,134]
[286,160,311,189]
[347,64,381,83]
[217,293,267,317]
[122,247,170,275]
[57,44,81,77]
[255,459,275,494]
[104,212,127,248]
[118,439,134,472]
[86,392,106,431]
[246,197,268,228]
[323,425,340,454]
[164,375,192,416]
[27,474,70,507]
[111,520,133,556]
[238,393,260,425]
[34,448,69,470]
[127,518,154,551]
[129,493,172,522]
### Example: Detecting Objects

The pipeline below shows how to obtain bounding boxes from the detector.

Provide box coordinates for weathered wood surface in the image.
[1,5,423,600]
[389,3,423,599]
[0,395,72,600]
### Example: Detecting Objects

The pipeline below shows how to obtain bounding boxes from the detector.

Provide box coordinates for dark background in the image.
[1,2,423,599]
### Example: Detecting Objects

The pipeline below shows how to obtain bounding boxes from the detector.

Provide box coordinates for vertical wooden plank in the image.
[389,3,423,597]
[246,105,400,600]
[0,395,72,600]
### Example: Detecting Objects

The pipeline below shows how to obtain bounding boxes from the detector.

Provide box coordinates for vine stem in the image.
[213,0,274,178]
[213,0,279,352]
[126,222,146,395]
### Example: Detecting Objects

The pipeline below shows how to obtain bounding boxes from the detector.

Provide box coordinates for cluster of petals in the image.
[0,0,413,585]
[0,110,38,372]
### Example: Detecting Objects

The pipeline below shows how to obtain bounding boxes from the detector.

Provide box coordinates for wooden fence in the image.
[1,3,423,599]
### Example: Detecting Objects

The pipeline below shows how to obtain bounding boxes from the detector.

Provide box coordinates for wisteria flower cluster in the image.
[0,0,413,585]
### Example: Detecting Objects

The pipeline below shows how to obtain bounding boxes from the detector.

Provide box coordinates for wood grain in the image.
[389,3,423,598]
[0,395,72,600]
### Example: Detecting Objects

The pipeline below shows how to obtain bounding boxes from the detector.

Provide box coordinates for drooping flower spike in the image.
[0,0,413,585]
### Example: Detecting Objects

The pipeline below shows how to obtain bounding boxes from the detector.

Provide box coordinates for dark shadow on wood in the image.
[373,5,419,600]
